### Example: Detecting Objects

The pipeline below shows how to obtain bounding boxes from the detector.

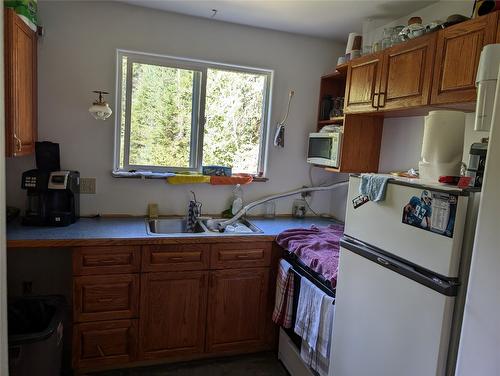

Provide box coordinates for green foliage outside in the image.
[120,58,267,174]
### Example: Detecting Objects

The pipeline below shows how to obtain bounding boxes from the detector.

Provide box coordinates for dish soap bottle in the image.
[232,184,244,215]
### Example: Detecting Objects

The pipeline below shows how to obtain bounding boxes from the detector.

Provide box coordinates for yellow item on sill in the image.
[167,174,211,185]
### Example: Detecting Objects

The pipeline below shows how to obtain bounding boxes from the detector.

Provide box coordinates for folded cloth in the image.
[359,173,392,202]
[295,278,325,351]
[210,173,253,185]
[310,295,335,376]
[167,174,211,185]
[272,259,295,328]
[276,224,344,287]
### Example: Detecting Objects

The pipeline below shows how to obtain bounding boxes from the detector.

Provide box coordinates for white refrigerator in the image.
[455,53,500,374]
[330,176,480,376]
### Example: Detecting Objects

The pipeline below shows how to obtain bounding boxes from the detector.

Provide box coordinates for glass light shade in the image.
[89,103,112,120]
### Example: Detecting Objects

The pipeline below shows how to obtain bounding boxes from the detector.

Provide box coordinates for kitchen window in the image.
[114,50,273,176]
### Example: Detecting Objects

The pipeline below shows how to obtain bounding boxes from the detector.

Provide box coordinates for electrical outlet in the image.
[80,177,96,194]
[301,185,311,199]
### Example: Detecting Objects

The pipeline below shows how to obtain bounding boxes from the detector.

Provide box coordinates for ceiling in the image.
[120,0,439,41]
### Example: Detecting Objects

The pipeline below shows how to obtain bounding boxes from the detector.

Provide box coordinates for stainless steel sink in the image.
[146,218,206,234]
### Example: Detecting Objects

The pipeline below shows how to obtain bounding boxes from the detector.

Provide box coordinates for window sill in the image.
[111,170,268,183]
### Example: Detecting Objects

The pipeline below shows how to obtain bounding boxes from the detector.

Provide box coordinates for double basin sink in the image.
[146,218,263,235]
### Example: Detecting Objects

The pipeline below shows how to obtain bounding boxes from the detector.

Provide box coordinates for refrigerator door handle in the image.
[340,236,459,296]
[376,257,390,266]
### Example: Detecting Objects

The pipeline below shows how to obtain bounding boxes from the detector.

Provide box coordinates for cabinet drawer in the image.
[73,246,141,275]
[210,242,272,269]
[74,275,139,322]
[73,319,137,369]
[142,244,209,272]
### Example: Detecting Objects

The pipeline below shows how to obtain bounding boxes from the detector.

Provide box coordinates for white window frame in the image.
[114,49,273,176]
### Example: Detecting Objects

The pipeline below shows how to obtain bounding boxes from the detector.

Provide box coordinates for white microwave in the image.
[307,131,342,168]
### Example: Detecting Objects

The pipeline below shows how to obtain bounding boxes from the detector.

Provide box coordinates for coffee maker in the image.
[21,142,80,226]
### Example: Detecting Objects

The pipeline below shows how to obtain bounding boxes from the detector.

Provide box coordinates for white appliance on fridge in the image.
[330,176,480,376]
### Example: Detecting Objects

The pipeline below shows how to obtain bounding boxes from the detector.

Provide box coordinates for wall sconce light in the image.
[89,90,112,120]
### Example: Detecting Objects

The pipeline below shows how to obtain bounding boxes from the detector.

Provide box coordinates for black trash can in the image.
[8,295,65,376]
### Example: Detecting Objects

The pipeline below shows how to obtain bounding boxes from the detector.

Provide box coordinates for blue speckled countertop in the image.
[7,216,339,247]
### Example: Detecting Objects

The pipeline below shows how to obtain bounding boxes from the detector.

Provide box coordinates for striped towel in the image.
[272,259,295,328]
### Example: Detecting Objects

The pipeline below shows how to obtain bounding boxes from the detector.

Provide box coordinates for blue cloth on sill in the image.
[359,174,392,202]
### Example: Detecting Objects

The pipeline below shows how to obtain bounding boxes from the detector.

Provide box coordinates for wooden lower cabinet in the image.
[139,271,208,360]
[73,319,138,369]
[71,243,277,372]
[206,268,270,353]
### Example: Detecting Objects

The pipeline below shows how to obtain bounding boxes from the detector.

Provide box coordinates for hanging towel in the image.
[294,278,325,353]
[310,295,335,376]
[359,174,392,202]
[167,174,211,185]
[272,259,295,328]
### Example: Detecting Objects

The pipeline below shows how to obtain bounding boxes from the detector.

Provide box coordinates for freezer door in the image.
[330,245,455,376]
[345,176,469,278]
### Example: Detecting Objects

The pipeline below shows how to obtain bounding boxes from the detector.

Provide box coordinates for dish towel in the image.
[310,295,335,376]
[272,259,295,328]
[359,174,393,202]
[294,278,325,363]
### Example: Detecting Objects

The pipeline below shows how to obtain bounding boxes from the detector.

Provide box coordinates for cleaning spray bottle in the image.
[232,184,243,215]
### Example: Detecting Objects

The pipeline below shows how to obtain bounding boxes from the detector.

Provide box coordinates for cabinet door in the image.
[139,271,208,360]
[206,268,270,353]
[379,33,436,110]
[344,53,383,113]
[73,319,138,369]
[431,12,498,105]
[4,9,37,157]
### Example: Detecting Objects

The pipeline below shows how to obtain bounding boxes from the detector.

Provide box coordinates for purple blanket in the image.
[276,223,344,287]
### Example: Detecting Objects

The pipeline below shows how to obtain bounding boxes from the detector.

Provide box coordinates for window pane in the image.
[203,69,266,174]
[128,62,195,168]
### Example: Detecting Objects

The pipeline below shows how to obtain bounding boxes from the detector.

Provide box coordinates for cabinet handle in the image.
[97,298,114,303]
[13,133,22,153]
[170,256,184,261]
[97,345,105,357]
[236,254,251,259]
[372,93,379,109]
[378,92,386,108]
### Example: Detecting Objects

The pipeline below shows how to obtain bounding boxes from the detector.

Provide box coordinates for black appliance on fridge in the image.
[21,142,80,226]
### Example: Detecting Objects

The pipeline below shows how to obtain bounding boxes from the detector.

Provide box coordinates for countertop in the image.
[7,216,339,248]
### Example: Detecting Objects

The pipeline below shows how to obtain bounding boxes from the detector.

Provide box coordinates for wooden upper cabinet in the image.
[206,268,270,353]
[139,271,208,360]
[4,9,37,157]
[431,12,498,105]
[344,53,383,114]
[379,33,437,110]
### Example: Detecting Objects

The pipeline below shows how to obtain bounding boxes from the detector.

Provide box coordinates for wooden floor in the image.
[88,352,288,376]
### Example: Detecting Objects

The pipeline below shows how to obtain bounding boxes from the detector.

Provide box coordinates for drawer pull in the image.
[97,298,114,303]
[236,254,251,259]
[170,257,185,261]
[97,345,105,357]
[97,258,118,264]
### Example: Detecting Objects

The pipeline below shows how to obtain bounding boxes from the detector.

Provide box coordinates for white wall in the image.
[378,113,488,173]
[5,1,345,218]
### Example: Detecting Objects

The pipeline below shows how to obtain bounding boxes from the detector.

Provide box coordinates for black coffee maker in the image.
[21,142,80,226]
